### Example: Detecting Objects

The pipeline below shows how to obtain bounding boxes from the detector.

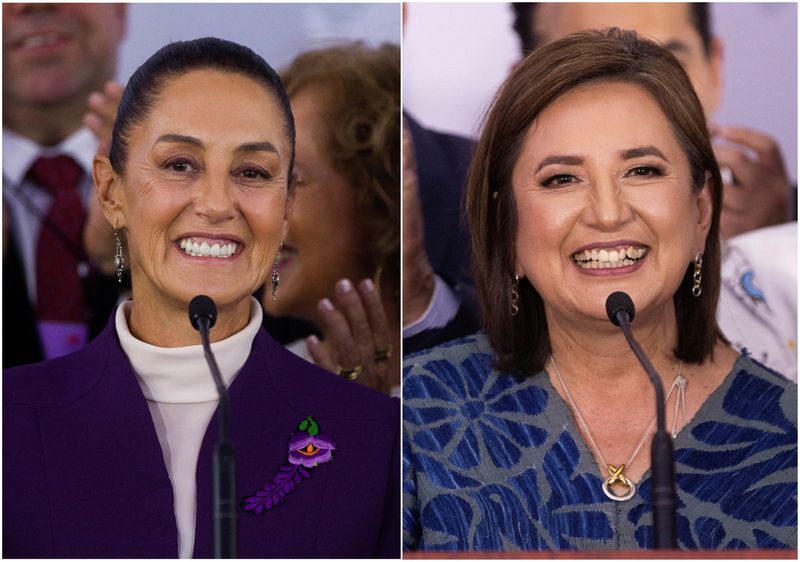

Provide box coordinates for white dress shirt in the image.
[3,126,98,304]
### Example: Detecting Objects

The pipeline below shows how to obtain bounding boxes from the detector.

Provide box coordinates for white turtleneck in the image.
[116,298,263,558]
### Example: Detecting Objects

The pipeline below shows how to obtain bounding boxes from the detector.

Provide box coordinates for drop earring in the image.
[692,251,703,297]
[114,220,124,284]
[510,275,520,316]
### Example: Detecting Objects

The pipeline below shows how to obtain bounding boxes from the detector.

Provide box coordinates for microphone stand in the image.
[196,317,238,558]
[614,311,677,550]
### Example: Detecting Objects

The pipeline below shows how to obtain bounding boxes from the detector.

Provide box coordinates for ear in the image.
[695,171,714,249]
[93,155,127,228]
[706,36,724,113]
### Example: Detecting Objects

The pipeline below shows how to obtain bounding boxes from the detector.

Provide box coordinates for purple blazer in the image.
[4,317,400,558]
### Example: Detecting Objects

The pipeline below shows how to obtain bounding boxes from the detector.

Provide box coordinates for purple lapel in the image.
[193,329,400,558]
[193,329,333,558]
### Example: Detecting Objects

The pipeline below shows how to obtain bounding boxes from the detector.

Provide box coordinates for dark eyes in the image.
[541,165,665,188]
[163,157,196,173]
[542,174,578,187]
[234,166,272,181]
[162,158,272,182]
[627,165,664,178]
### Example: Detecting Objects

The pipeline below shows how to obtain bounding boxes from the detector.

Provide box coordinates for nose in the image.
[194,174,238,223]
[583,176,634,231]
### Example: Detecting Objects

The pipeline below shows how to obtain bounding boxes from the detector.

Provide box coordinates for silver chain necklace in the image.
[549,354,687,502]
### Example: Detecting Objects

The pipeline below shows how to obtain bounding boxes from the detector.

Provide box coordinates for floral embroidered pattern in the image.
[403,334,797,552]
[243,416,336,514]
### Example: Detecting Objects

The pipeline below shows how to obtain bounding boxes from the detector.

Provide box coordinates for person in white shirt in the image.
[3,3,127,366]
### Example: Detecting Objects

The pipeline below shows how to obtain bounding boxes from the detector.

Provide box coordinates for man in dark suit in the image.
[3,3,127,367]
[403,116,481,354]
[401,3,481,354]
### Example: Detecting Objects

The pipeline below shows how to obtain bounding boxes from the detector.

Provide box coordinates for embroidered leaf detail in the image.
[242,464,310,513]
[308,417,319,436]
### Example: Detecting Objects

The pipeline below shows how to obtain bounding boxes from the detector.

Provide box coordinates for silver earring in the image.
[271,243,282,301]
[692,251,703,297]
[510,275,520,316]
[114,220,124,284]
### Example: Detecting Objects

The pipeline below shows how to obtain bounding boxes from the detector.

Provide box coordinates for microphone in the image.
[605,291,676,550]
[189,294,217,331]
[605,290,635,326]
[189,295,237,558]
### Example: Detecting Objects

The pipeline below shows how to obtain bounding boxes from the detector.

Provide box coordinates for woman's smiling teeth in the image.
[179,238,239,258]
[572,245,647,269]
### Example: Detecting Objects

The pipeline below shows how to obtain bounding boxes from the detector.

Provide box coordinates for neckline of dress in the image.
[538,352,747,496]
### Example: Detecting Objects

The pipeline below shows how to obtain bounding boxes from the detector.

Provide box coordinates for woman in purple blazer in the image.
[4,37,399,558]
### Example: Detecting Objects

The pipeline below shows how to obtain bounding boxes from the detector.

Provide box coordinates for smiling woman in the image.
[4,37,399,558]
[403,29,796,552]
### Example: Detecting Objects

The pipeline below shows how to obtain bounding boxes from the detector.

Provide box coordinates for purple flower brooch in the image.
[242,416,336,514]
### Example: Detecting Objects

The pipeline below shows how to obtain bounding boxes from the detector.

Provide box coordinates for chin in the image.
[175,284,255,311]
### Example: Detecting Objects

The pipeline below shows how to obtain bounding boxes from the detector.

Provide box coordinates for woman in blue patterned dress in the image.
[403,29,796,552]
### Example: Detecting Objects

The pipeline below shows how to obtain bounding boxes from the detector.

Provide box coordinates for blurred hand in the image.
[403,120,435,325]
[712,125,792,240]
[84,80,124,158]
[306,278,394,394]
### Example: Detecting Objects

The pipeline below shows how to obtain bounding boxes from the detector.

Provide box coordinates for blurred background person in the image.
[3,3,127,367]
[402,4,480,356]
[266,42,401,395]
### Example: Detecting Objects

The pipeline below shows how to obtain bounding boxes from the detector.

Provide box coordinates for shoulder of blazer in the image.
[249,328,399,428]
[3,321,117,408]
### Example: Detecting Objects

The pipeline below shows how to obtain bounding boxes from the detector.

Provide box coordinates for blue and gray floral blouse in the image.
[403,333,797,551]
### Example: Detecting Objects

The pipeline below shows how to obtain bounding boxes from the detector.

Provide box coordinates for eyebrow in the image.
[535,155,583,173]
[620,146,669,162]
[535,146,668,173]
[154,135,279,155]
[235,142,279,155]
[155,134,202,147]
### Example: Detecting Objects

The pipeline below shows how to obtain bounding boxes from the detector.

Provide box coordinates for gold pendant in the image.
[602,463,636,501]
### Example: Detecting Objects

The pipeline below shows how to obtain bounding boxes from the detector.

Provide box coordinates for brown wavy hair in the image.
[466,29,723,376]
[281,42,400,296]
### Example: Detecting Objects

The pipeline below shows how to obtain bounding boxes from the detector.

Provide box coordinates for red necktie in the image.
[28,155,87,323]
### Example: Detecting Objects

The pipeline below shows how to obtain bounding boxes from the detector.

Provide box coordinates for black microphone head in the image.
[606,291,635,326]
[189,295,217,331]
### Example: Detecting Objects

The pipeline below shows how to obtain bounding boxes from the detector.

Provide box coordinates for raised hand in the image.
[84,80,124,158]
[306,278,395,394]
[712,125,792,240]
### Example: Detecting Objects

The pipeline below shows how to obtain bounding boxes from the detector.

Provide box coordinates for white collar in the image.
[3,127,98,187]
[116,297,264,403]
